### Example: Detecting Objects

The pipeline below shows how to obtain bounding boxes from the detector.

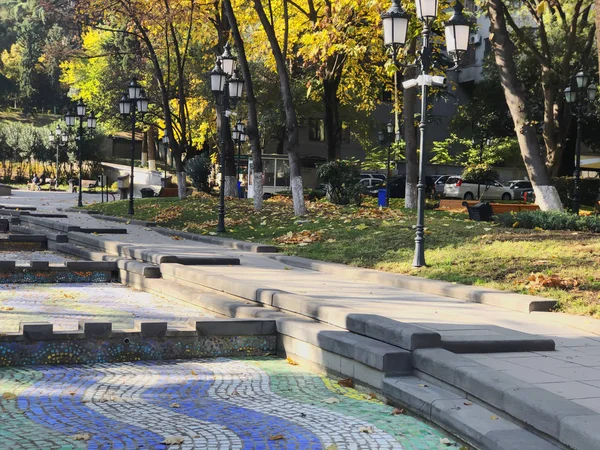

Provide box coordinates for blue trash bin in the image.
[378,188,387,207]
[237,181,243,198]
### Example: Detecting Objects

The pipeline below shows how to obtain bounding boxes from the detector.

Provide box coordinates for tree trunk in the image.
[403,41,418,209]
[175,157,187,199]
[141,131,148,167]
[254,0,306,215]
[147,124,157,171]
[487,0,563,211]
[323,72,342,161]
[223,0,264,209]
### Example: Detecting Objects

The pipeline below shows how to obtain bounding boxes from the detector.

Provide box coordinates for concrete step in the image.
[412,348,600,450]
[159,263,554,353]
[383,375,562,450]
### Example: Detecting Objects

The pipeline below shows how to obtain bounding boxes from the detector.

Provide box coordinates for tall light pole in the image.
[388,0,470,267]
[381,0,409,144]
[48,124,65,183]
[119,78,149,216]
[210,44,244,233]
[162,132,169,188]
[232,120,247,198]
[564,71,597,215]
[65,100,96,207]
[377,121,395,207]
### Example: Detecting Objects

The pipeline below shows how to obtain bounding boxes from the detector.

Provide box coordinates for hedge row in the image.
[496,210,600,233]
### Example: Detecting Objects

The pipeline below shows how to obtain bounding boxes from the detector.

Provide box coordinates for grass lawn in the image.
[87,194,600,318]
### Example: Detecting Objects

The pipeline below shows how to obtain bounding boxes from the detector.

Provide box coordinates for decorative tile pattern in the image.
[0,358,457,449]
[0,336,275,367]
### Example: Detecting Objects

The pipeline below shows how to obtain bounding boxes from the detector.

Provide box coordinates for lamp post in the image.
[232,120,247,198]
[49,124,65,183]
[386,0,470,267]
[210,44,244,233]
[381,0,409,144]
[65,99,96,207]
[564,70,597,215]
[119,78,149,216]
[162,133,169,188]
[377,121,395,207]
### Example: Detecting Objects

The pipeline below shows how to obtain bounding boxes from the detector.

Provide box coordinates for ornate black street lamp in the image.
[386,0,470,267]
[564,71,597,215]
[210,44,244,233]
[381,0,409,144]
[65,99,96,207]
[119,78,149,216]
[232,120,247,197]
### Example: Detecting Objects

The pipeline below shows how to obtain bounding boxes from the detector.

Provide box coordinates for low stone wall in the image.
[0,319,276,367]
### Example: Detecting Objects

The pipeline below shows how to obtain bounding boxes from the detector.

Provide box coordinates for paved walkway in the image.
[0,358,455,449]
[0,283,212,332]
[4,190,600,414]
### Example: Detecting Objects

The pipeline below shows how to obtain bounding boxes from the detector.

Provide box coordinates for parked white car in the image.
[444,176,514,200]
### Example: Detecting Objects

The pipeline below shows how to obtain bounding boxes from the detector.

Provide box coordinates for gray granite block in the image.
[20,323,53,340]
[79,321,112,338]
[137,320,168,337]
[559,414,600,450]
[66,261,118,271]
[346,313,441,351]
[192,319,276,336]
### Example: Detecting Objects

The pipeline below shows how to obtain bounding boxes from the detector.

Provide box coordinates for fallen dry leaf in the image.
[463,401,473,406]
[326,445,338,450]
[171,235,183,240]
[169,402,181,408]
[440,437,453,446]
[269,434,285,441]
[72,433,92,441]
[2,392,16,400]
[0,306,14,311]
[417,383,428,388]
[337,378,353,388]
[286,357,299,366]
[323,397,341,404]
[490,415,499,420]
[191,370,197,376]
[391,408,404,415]
[162,436,185,445]
[359,426,374,434]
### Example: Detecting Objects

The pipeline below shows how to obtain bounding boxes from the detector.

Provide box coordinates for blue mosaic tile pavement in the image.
[0,358,459,449]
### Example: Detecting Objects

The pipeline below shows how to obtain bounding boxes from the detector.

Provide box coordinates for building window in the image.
[309,119,325,141]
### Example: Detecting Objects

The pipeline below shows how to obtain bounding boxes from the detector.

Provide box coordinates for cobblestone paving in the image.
[0,283,212,332]
[0,358,457,449]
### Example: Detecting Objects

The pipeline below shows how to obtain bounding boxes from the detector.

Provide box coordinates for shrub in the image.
[316,159,364,205]
[184,153,211,193]
[551,177,600,208]
[496,210,600,233]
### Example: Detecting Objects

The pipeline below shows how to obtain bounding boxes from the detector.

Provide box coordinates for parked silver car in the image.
[444,176,514,200]
[506,180,533,199]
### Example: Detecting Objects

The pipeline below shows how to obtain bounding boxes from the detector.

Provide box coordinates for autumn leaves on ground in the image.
[90,194,600,318]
